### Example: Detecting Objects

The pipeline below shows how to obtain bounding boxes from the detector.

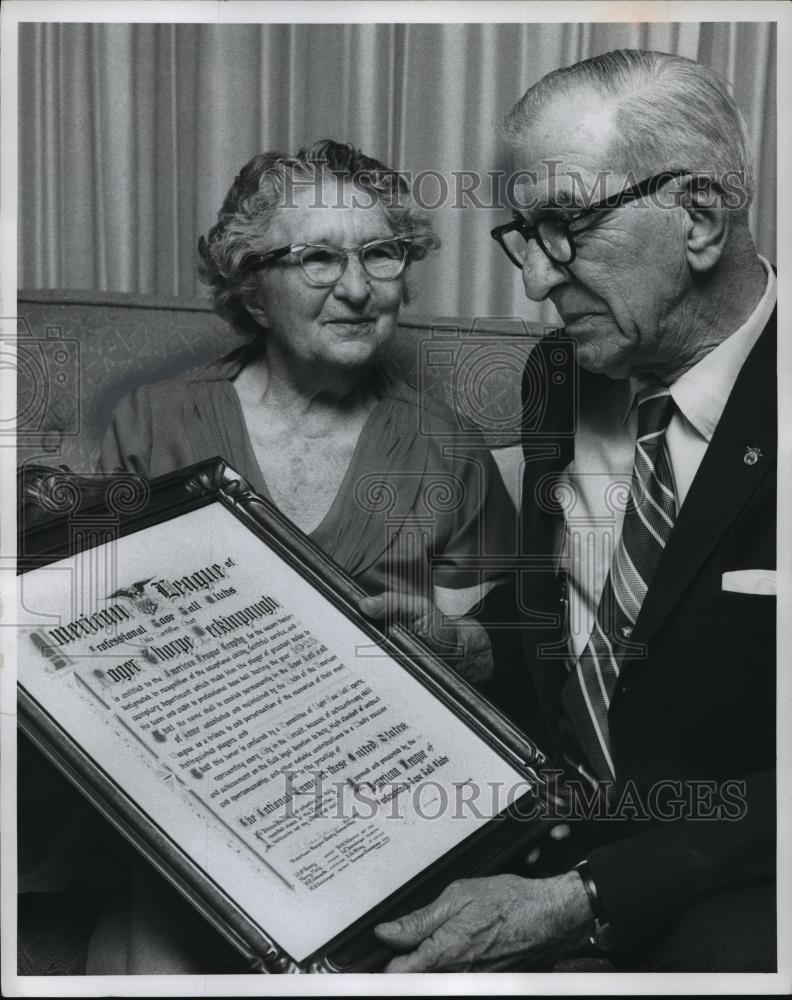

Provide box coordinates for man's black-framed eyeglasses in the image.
[244,236,415,287]
[491,170,690,269]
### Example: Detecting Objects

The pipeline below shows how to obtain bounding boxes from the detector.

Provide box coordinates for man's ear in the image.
[679,177,731,273]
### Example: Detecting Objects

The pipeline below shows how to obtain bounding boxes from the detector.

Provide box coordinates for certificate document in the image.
[17,464,546,971]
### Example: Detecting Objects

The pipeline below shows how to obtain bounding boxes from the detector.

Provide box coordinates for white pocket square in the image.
[721,570,776,595]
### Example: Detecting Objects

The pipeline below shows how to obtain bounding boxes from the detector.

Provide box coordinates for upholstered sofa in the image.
[15,289,546,507]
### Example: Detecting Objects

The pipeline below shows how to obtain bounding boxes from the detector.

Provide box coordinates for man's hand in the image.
[358,591,493,686]
[374,872,594,972]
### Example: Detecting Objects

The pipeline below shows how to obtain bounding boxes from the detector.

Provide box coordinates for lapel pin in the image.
[743,446,763,466]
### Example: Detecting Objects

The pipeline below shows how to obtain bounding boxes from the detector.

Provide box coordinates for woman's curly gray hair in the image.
[198,139,440,338]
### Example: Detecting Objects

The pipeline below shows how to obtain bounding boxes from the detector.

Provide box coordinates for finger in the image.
[359,591,413,621]
[358,594,387,620]
[383,938,446,973]
[374,894,456,949]
[463,649,494,685]
[386,944,513,974]
[360,592,429,626]
[382,915,470,973]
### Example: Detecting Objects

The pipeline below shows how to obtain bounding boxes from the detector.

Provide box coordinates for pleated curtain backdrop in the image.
[18,21,777,324]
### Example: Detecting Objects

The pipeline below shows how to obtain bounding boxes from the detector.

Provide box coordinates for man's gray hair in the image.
[503,49,754,207]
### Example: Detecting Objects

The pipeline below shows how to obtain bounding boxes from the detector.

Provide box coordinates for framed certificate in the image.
[17,459,556,974]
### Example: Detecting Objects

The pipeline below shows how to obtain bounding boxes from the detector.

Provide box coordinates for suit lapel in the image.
[633,309,777,643]
[518,336,578,736]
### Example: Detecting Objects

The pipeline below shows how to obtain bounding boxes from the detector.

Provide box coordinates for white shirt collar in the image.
[625,256,776,439]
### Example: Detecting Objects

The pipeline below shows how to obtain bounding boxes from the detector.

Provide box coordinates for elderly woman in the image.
[99,140,514,675]
[81,142,518,974]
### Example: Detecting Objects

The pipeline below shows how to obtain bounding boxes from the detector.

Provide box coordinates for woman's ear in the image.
[679,177,731,274]
[245,301,269,327]
[242,286,269,328]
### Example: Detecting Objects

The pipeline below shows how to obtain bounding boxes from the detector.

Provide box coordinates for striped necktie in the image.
[561,385,677,784]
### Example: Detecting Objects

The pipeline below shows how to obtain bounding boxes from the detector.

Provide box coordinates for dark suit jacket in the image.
[514,309,776,953]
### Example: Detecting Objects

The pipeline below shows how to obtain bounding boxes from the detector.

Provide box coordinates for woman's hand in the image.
[358,591,493,686]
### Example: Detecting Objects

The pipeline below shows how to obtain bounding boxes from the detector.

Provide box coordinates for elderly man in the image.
[375,49,776,972]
